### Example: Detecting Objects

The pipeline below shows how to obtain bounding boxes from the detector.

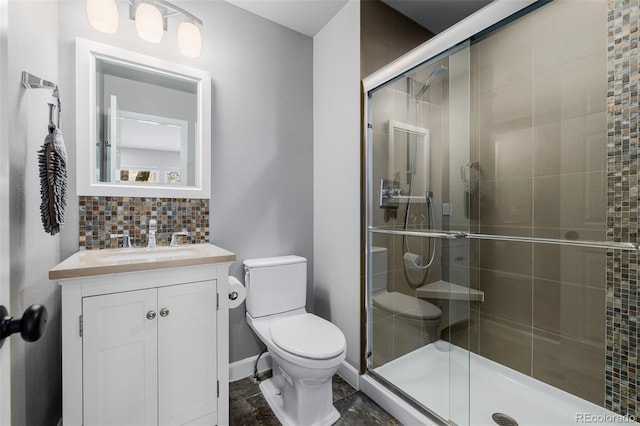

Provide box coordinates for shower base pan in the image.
[374,341,637,425]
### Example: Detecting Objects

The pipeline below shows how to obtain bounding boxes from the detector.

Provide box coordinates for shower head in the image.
[415,65,448,99]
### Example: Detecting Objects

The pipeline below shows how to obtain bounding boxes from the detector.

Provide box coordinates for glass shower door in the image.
[365,40,473,425]
[444,41,472,426]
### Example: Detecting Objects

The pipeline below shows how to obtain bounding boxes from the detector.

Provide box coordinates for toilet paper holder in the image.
[227,276,247,309]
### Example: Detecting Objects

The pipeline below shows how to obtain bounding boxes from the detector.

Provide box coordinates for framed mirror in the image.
[388,120,430,195]
[76,38,211,198]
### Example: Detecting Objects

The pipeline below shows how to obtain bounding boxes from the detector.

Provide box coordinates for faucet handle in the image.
[170,230,189,247]
[110,233,132,248]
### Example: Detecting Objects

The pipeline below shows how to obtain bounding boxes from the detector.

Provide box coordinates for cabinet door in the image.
[83,289,158,426]
[158,280,217,426]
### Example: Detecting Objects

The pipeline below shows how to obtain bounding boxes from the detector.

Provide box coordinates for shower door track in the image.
[368,227,639,251]
[364,369,455,426]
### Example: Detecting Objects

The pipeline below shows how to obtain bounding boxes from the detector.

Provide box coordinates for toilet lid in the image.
[373,291,442,320]
[270,314,346,360]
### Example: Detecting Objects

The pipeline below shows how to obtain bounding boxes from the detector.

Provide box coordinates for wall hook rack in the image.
[21,71,61,128]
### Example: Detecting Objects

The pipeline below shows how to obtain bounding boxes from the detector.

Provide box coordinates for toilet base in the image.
[260,378,340,426]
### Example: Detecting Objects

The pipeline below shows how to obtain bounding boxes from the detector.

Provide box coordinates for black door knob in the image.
[0,304,48,348]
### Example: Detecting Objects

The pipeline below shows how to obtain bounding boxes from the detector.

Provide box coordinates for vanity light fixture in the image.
[177,19,202,58]
[134,2,164,43]
[86,0,203,58]
[86,0,120,34]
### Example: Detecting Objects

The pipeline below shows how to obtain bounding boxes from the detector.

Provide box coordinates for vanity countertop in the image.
[49,243,236,280]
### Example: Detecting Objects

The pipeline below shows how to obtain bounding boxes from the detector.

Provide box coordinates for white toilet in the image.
[244,255,346,426]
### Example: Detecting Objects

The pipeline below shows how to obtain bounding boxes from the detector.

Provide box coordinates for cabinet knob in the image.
[159,308,169,317]
[146,311,156,320]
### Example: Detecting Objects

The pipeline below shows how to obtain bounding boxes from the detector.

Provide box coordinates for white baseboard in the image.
[360,374,439,426]
[229,352,272,382]
[337,361,360,390]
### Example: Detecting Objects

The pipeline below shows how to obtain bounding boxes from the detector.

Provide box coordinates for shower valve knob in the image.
[383,187,403,198]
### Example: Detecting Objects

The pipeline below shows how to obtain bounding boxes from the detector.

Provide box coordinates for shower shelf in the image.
[416,280,484,302]
[368,227,639,251]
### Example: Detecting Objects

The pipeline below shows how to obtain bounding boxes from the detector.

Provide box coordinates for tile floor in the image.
[229,373,400,425]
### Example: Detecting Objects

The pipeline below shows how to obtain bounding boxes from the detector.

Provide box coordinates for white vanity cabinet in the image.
[50,244,235,426]
[83,281,217,426]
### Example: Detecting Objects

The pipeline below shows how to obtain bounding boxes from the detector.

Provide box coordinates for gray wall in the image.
[9,0,312,422]
[7,1,62,425]
[202,2,314,362]
[58,0,313,368]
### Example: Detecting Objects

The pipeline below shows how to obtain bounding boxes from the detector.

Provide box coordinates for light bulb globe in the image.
[177,21,202,58]
[86,0,119,34]
[135,3,164,44]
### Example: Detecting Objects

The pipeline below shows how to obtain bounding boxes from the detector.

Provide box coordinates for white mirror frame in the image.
[387,120,430,186]
[75,37,211,198]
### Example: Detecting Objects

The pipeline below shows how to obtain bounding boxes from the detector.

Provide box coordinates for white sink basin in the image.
[98,247,200,263]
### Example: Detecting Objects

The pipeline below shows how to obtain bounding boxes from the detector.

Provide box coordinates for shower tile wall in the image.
[468,0,608,406]
[78,196,209,249]
[606,0,640,417]
[360,0,434,78]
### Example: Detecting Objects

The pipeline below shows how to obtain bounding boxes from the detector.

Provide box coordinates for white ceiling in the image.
[224,0,348,37]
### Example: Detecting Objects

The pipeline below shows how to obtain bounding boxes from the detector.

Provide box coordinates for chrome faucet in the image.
[148,219,157,249]
[170,230,189,247]
[110,232,132,248]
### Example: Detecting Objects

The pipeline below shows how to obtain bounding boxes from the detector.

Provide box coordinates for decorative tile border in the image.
[79,196,209,250]
[606,0,640,417]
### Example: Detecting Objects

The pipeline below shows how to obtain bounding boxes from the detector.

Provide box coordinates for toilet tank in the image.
[370,246,388,293]
[244,255,307,318]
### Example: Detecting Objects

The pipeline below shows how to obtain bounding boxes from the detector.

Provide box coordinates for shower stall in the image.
[363,0,640,424]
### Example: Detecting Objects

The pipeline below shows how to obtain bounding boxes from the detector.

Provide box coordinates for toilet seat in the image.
[270,313,346,360]
[247,310,346,370]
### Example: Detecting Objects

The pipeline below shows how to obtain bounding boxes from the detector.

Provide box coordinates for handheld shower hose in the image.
[402,174,436,288]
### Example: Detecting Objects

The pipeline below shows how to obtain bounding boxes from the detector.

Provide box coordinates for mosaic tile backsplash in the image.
[79,196,209,250]
[606,0,640,417]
